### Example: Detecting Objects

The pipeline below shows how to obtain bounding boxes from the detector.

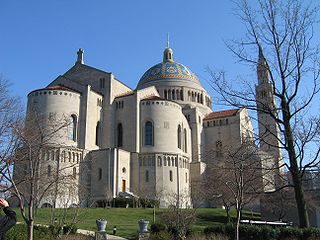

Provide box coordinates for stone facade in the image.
[22,46,281,208]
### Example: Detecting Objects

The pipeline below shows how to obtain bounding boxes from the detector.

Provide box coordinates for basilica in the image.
[24,45,281,208]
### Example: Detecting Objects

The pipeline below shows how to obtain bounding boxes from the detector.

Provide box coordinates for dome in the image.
[137,47,203,89]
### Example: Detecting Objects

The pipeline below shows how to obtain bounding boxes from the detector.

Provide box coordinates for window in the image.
[186,172,188,183]
[68,115,77,141]
[117,123,123,147]
[145,121,153,146]
[68,152,71,162]
[216,140,222,157]
[100,78,105,88]
[164,90,167,99]
[73,167,77,178]
[48,165,51,177]
[145,170,149,182]
[98,168,102,180]
[184,128,187,153]
[180,90,183,100]
[169,170,173,182]
[95,121,100,146]
[62,151,65,162]
[177,125,182,149]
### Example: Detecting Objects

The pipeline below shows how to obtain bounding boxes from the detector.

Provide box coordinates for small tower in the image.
[76,48,84,64]
[163,34,174,62]
[255,46,283,187]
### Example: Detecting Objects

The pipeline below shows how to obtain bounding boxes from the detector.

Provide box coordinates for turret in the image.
[76,48,84,65]
[257,46,269,84]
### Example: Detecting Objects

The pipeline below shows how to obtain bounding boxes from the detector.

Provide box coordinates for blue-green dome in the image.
[137,47,202,89]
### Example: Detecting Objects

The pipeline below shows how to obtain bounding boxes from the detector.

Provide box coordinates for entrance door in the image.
[122,180,126,192]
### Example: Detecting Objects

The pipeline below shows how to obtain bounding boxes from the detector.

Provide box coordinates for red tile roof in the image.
[203,109,239,121]
[141,96,164,101]
[45,85,76,91]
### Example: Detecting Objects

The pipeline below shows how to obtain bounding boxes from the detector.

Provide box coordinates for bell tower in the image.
[255,46,283,187]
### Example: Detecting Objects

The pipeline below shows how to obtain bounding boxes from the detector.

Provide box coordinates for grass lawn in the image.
[14,207,260,239]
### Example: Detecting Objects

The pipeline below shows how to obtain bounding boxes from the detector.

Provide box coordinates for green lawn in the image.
[14,207,260,239]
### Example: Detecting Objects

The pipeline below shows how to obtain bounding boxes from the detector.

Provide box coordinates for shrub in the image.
[150,222,166,233]
[63,224,78,235]
[149,231,174,240]
[113,197,133,208]
[279,227,303,239]
[301,227,320,239]
[189,233,229,240]
[239,225,275,240]
[7,224,56,240]
[138,198,160,208]
[204,224,234,238]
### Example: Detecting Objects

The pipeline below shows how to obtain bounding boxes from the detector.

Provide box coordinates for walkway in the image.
[77,229,128,240]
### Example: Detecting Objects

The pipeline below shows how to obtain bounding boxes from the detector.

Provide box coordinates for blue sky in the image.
[0,0,249,108]
[0,0,318,115]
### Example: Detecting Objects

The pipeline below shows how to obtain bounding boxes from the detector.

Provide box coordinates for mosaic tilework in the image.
[138,61,201,87]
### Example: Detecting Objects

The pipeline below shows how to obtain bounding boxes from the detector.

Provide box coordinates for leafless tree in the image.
[0,77,22,184]
[2,106,81,240]
[208,0,320,227]
[204,143,265,240]
[162,190,196,240]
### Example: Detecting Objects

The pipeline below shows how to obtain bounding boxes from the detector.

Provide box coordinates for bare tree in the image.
[3,107,80,240]
[209,0,320,227]
[162,190,196,240]
[0,78,22,184]
[204,142,265,240]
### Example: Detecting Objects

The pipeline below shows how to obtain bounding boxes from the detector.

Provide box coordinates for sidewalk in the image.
[77,229,128,240]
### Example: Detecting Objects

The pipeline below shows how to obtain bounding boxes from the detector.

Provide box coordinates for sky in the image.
[0,0,250,108]
[0,0,318,114]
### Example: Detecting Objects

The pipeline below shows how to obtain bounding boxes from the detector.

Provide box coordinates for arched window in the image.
[176,89,180,100]
[177,125,182,149]
[95,121,100,146]
[98,168,102,180]
[67,115,77,141]
[48,165,51,177]
[73,167,77,178]
[62,151,65,162]
[164,89,167,99]
[216,140,222,157]
[172,89,175,100]
[117,123,123,147]
[169,170,173,182]
[68,152,71,162]
[180,90,184,100]
[145,170,149,182]
[184,128,187,153]
[145,121,153,146]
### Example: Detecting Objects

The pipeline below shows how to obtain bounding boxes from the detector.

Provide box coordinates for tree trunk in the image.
[282,99,309,227]
[235,207,240,240]
[27,220,34,240]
